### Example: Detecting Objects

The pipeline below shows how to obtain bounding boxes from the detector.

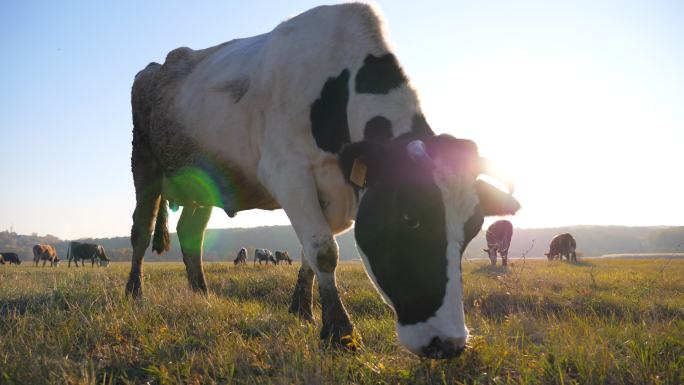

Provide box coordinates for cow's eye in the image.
[402,214,420,229]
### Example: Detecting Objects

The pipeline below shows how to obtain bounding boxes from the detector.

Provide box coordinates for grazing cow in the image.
[254,248,276,265]
[125,3,520,358]
[68,242,110,267]
[545,233,577,262]
[275,250,292,265]
[32,245,58,266]
[234,248,248,265]
[483,220,513,266]
[0,252,21,265]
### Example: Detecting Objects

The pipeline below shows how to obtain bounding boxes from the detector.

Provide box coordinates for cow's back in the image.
[133,3,420,221]
[486,220,513,246]
[137,3,396,170]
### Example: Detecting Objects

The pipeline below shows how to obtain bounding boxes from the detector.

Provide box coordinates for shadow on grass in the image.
[465,291,682,322]
[471,264,512,276]
[0,291,70,319]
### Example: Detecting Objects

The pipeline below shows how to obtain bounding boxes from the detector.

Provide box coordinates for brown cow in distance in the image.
[545,233,577,262]
[33,245,59,266]
[483,220,513,267]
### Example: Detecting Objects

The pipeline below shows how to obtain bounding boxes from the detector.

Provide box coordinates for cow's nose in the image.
[421,337,466,359]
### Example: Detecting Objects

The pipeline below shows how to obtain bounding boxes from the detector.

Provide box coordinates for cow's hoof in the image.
[125,280,142,298]
[323,329,363,351]
[321,325,363,351]
[289,306,315,323]
[189,282,208,295]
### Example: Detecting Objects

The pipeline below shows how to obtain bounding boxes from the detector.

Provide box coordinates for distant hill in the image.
[1,225,683,262]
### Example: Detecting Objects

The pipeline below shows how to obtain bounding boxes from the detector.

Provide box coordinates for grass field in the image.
[1,258,683,384]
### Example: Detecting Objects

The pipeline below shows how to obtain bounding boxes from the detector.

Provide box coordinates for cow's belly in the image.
[312,154,357,234]
[162,162,280,214]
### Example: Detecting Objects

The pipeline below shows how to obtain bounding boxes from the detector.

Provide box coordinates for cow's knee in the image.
[311,236,338,274]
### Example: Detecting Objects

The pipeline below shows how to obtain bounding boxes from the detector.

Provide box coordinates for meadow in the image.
[1,259,682,384]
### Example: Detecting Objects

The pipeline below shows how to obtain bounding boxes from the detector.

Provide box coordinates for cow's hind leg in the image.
[126,132,163,297]
[289,253,315,322]
[177,206,211,293]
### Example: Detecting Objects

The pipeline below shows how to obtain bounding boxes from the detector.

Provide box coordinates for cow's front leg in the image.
[289,253,315,322]
[259,161,359,349]
[313,237,357,347]
[177,206,212,293]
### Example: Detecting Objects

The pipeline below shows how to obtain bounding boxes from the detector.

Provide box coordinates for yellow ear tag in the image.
[350,158,367,188]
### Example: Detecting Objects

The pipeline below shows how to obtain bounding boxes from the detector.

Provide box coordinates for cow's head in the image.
[482,247,498,266]
[340,134,520,358]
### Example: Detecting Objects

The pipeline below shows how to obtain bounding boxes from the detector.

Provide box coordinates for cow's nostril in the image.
[421,337,466,359]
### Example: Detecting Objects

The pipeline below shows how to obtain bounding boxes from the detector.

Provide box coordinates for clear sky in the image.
[1,0,682,240]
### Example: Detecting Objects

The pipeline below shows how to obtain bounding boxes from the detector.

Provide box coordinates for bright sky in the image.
[1,1,682,240]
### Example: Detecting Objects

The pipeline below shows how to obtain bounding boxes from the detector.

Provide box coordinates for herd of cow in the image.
[1,229,577,268]
[0,244,298,267]
[0,242,111,267]
[484,220,578,266]
[234,248,293,266]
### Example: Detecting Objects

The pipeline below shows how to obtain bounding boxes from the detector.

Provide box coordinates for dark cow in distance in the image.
[68,242,110,267]
[275,251,292,265]
[0,252,21,265]
[545,233,577,262]
[483,220,513,266]
[125,3,520,357]
[254,249,276,265]
[33,245,58,266]
[234,248,247,265]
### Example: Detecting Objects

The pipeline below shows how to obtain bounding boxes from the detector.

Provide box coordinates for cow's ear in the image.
[338,140,385,189]
[475,180,521,217]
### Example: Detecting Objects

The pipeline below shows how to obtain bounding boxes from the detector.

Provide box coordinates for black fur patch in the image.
[355,54,407,94]
[310,69,351,154]
[355,175,448,325]
[347,134,497,326]
[461,207,484,256]
[411,114,433,135]
[363,116,393,141]
[352,136,449,325]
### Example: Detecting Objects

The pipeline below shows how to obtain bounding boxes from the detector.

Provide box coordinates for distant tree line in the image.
[1,225,683,262]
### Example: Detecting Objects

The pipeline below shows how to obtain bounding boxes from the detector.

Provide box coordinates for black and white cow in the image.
[483,220,513,266]
[254,248,276,265]
[0,252,21,265]
[275,250,292,265]
[125,3,519,358]
[234,247,248,265]
[68,242,110,267]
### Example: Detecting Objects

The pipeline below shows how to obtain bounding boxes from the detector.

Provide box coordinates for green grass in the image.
[1,259,683,384]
